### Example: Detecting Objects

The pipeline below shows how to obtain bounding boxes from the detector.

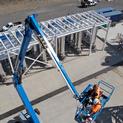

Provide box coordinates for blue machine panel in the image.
[96,7,115,14]
[103,10,123,22]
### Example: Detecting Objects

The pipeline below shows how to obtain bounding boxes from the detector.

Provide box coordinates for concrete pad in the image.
[0,41,123,122]
[1,67,123,123]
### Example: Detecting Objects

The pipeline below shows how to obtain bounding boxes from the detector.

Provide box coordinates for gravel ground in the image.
[0,0,123,28]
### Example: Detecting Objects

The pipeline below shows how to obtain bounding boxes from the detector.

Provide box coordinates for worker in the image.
[91,98,102,114]
[86,98,102,121]
[88,84,102,99]
[83,84,102,108]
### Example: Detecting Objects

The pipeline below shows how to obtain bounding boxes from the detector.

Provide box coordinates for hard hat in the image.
[93,84,99,90]
[93,98,99,104]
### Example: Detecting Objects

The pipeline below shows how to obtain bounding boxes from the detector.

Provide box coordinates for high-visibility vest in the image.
[91,102,101,114]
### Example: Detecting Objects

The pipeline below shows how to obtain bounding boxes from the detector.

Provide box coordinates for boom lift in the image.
[13,14,115,123]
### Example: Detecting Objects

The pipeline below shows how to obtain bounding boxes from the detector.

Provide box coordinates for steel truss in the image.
[0,10,110,75]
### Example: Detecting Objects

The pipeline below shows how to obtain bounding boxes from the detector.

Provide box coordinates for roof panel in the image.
[1,34,13,49]
[7,34,20,47]
[0,42,5,51]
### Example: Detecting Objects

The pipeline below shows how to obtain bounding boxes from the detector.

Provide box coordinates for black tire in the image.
[81,2,86,7]
[34,108,40,115]
[111,22,117,27]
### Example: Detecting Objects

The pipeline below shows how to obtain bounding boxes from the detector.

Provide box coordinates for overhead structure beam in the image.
[0,10,110,75]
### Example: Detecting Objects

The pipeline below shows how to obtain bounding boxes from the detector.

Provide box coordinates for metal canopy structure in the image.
[0,24,50,74]
[41,10,109,38]
[0,25,38,60]
[0,10,110,75]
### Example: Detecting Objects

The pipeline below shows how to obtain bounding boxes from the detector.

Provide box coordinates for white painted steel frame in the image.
[0,10,110,75]
[0,26,52,75]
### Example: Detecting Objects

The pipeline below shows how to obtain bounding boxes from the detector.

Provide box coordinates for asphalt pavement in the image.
[0,0,123,28]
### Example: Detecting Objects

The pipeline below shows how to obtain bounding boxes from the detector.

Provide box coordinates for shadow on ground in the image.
[98,37,123,67]
[102,46,123,66]
[7,105,123,123]
[96,105,123,123]
[7,116,22,123]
